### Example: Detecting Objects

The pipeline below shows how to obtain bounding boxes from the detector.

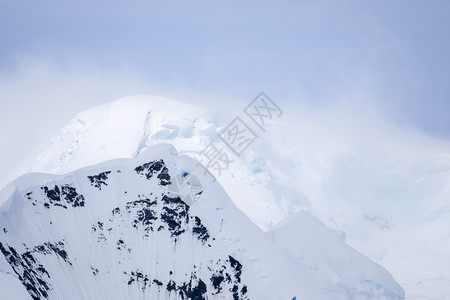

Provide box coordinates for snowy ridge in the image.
[268,212,403,299]
[0,144,403,299]
[1,95,310,230]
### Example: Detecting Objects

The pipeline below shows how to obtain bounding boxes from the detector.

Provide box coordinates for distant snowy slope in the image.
[267,212,403,299]
[0,144,404,299]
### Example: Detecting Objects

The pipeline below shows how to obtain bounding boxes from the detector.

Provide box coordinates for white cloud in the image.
[0,57,153,183]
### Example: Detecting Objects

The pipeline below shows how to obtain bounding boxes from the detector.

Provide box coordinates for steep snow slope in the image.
[0,144,403,299]
[0,253,32,300]
[5,94,446,298]
[1,95,309,229]
[268,212,403,299]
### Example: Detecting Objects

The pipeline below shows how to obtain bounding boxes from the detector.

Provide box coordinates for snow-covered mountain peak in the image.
[0,143,404,299]
[6,95,310,230]
[2,94,450,298]
[32,96,211,174]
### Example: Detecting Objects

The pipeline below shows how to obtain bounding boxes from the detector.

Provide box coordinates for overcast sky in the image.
[1,0,450,184]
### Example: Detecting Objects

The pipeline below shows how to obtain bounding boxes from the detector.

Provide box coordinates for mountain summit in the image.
[0,143,403,299]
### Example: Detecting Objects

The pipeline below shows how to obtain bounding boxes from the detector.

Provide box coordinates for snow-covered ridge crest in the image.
[0,143,403,299]
[4,95,310,230]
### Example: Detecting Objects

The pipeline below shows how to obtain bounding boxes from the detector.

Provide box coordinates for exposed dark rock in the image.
[178,277,208,300]
[192,216,210,244]
[157,166,171,186]
[87,171,111,190]
[127,270,149,291]
[167,280,176,292]
[116,239,126,250]
[126,197,158,234]
[153,279,163,286]
[229,255,242,283]
[161,195,189,238]
[211,273,225,293]
[134,159,171,185]
[0,242,51,299]
[33,241,72,266]
[40,184,85,208]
